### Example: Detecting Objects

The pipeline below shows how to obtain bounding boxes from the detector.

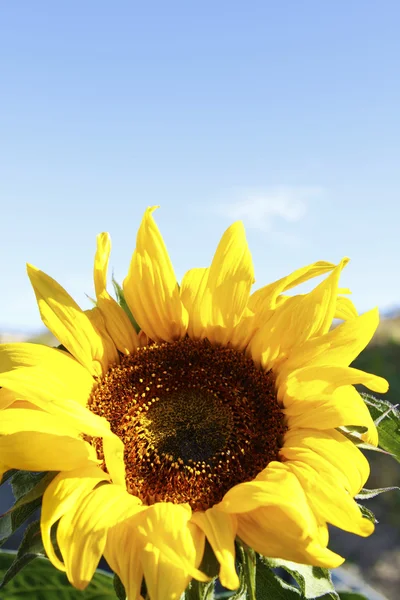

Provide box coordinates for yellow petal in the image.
[335,296,358,320]
[58,483,144,589]
[41,465,110,571]
[277,364,385,445]
[205,222,254,344]
[0,408,98,472]
[85,307,119,370]
[217,461,308,515]
[0,433,96,476]
[0,367,125,486]
[123,207,188,342]
[104,516,144,600]
[94,233,139,354]
[278,308,380,378]
[227,308,258,352]
[237,507,343,569]
[180,267,209,339]
[27,265,105,377]
[249,260,336,317]
[0,387,16,410]
[286,460,374,537]
[285,387,378,445]
[281,428,370,496]
[192,509,239,590]
[249,260,349,370]
[181,222,254,345]
[0,343,94,406]
[138,503,208,600]
[278,364,388,403]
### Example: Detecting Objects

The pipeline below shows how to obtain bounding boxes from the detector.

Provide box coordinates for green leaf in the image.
[255,556,301,599]
[362,393,400,463]
[0,551,116,599]
[356,486,400,500]
[0,470,17,486]
[0,497,41,547]
[112,276,140,333]
[0,471,56,548]
[338,429,390,455]
[11,471,50,501]
[264,558,338,599]
[12,472,56,509]
[0,519,63,590]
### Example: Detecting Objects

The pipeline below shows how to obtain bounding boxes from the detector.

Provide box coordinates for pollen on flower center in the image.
[88,338,286,511]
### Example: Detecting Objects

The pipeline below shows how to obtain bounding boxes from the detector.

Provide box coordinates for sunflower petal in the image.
[0,387,16,410]
[335,296,358,320]
[180,267,209,339]
[192,508,239,590]
[277,364,386,445]
[138,503,208,600]
[0,408,98,472]
[27,265,104,376]
[181,222,254,345]
[205,222,254,344]
[41,465,109,571]
[104,517,144,600]
[281,428,370,496]
[286,460,374,537]
[0,367,125,486]
[123,207,188,342]
[94,233,139,354]
[217,461,310,517]
[58,483,144,589]
[0,343,94,406]
[249,260,349,369]
[237,507,343,569]
[278,308,380,378]
[248,260,336,316]
[85,307,119,370]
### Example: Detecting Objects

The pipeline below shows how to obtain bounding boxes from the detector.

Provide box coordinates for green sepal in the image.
[355,486,400,500]
[356,503,378,524]
[112,276,140,333]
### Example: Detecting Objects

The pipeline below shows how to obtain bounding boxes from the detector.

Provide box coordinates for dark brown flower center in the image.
[88,337,286,511]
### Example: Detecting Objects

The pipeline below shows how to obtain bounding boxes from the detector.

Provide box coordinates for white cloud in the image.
[215,186,323,233]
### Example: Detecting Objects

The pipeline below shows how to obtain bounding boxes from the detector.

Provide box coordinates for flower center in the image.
[88,338,286,511]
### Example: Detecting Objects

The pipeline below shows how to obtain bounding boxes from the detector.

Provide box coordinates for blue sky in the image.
[1,1,399,332]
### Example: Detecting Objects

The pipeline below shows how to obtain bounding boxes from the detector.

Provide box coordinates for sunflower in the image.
[0,207,388,599]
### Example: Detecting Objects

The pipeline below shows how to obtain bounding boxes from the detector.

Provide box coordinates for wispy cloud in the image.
[215,186,323,234]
